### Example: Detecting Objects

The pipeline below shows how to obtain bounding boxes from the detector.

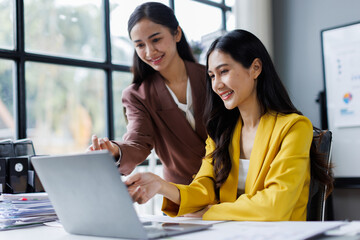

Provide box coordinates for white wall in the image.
[234,0,273,57]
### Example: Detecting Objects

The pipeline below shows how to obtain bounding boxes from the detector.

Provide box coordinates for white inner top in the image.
[238,158,250,191]
[166,78,195,130]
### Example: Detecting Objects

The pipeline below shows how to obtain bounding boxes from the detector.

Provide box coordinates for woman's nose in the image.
[146,44,157,57]
[212,76,224,90]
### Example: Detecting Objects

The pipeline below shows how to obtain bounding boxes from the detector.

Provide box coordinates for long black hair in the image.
[127,2,195,85]
[204,29,333,196]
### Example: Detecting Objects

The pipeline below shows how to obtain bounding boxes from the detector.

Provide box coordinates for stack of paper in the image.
[0,192,58,230]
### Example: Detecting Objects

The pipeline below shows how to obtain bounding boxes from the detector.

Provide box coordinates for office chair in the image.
[306,130,333,221]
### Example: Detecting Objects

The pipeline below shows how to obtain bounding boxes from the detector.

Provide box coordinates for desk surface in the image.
[2,218,359,240]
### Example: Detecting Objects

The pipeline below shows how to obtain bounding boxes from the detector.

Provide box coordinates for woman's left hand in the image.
[183,205,213,218]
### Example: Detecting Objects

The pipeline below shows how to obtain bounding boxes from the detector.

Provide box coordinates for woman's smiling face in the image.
[130,18,181,73]
[207,49,261,111]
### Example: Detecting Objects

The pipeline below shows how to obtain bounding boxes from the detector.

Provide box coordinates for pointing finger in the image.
[92,135,100,150]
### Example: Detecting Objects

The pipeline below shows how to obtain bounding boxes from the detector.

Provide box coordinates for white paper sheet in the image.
[153,220,345,240]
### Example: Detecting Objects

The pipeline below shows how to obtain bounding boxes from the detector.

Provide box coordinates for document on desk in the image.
[325,221,360,236]
[166,221,345,240]
[0,192,49,201]
[0,192,58,231]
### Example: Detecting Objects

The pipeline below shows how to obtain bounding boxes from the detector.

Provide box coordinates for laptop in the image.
[31,151,212,239]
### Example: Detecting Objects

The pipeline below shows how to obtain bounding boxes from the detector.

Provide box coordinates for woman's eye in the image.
[220,69,228,75]
[153,38,161,43]
[136,43,145,48]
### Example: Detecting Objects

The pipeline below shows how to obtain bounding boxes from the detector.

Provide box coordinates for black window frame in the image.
[0,0,231,141]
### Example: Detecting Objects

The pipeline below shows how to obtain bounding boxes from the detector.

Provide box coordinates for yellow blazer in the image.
[162,112,313,221]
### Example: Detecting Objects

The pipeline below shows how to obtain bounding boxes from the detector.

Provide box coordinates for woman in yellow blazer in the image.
[161,112,313,221]
[125,30,333,221]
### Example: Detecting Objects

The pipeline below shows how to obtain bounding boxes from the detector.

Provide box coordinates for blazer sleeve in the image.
[114,87,154,176]
[162,136,218,217]
[202,117,313,221]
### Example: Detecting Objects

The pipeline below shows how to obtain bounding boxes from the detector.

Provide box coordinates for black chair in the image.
[306,130,332,221]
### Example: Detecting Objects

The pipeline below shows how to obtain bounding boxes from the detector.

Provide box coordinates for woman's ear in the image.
[175,26,182,42]
[252,58,262,79]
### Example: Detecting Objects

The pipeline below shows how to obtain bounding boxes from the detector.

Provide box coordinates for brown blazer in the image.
[115,61,207,184]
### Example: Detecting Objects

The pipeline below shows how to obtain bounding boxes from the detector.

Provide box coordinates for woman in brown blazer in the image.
[88,2,207,185]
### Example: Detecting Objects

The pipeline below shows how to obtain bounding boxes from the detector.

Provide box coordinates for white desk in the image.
[1,217,356,240]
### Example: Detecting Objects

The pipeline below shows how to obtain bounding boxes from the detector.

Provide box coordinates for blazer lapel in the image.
[217,113,277,201]
[186,61,207,140]
[152,73,175,110]
[153,69,206,157]
[245,112,277,194]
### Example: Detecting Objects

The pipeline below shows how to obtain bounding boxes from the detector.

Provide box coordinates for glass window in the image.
[24,0,105,61]
[25,62,106,155]
[226,0,235,31]
[176,0,223,42]
[226,0,234,5]
[0,59,15,140]
[0,0,14,49]
[110,0,169,65]
[112,71,132,140]
[175,0,223,64]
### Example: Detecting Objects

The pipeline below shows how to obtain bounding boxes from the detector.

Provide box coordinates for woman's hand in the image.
[125,172,163,204]
[125,172,181,205]
[86,135,120,159]
[183,205,213,218]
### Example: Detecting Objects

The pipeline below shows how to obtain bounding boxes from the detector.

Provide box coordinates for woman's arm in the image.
[85,87,155,176]
[125,172,180,205]
[114,87,156,175]
[161,136,218,217]
[125,172,214,218]
[126,136,218,217]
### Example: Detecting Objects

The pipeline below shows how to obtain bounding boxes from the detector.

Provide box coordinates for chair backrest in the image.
[306,130,332,221]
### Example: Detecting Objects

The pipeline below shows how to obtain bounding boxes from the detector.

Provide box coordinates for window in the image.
[112,71,132,140]
[0,59,15,139]
[176,1,223,43]
[0,0,14,50]
[24,0,105,61]
[175,0,233,64]
[26,62,106,154]
[0,0,232,155]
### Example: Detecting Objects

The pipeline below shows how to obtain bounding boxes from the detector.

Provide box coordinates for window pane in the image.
[175,0,223,64]
[110,0,169,65]
[112,71,132,140]
[26,62,106,155]
[24,0,104,61]
[0,59,15,139]
[226,0,235,6]
[226,0,235,31]
[0,0,14,49]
